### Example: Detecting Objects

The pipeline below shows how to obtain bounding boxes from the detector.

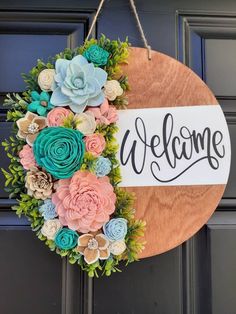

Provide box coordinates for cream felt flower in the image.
[38,69,56,91]
[103,80,123,101]
[77,233,110,264]
[16,112,47,146]
[41,219,62,240]
[109,240,127,256]
[75,111,96,135]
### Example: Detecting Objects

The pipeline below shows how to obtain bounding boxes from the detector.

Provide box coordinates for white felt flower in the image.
[103,80,123,101]
[75,111,96,135]
[41,219,62,240]
[38,69,56,92]
[109,239,127,256]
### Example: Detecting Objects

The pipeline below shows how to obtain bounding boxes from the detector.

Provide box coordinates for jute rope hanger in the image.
[85,0,152,60]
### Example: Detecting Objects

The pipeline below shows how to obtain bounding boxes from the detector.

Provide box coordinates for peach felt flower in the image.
[47,107,73,127]
[77,233,110,264]
[84,133,106,157]
[19,144,37,170]
[52,170,116,233]
[16,112,47,146]
[87,99,118,125]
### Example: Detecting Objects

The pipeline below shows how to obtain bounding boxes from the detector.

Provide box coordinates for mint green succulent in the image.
[50,55,107,114]
[83,44,110,66]
[28,91,54,116]
[55,228,78,250]
[33,127,85,179]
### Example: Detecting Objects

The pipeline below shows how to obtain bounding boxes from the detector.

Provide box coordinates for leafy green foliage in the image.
[115,188,136,220]
[80,152,97,171]
[3,93,28,125]
[125,219,146,263]
[12,193,44,230]
[1,136,25,198]
[114,188,146,262]
[4,93,28,111]
[62,113,78,129]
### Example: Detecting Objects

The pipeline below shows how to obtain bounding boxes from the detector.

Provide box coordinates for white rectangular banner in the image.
[116,105,231,187]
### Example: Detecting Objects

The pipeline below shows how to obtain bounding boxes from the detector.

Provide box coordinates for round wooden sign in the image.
[121,47,230,258]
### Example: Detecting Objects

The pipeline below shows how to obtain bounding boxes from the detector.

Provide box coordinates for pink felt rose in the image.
[87,99,118,125]
[19,144,37,170]
[52,170,116,233]
[84,133,106,157]
[47,107,72,126]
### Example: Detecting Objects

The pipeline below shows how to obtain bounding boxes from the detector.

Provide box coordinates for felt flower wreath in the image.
[2,35,146,277]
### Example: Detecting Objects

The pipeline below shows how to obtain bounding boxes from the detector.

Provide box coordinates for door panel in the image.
[0,1,235,314]
[208,213,236,314]
[94,249,182,314]
[0,226,62,314]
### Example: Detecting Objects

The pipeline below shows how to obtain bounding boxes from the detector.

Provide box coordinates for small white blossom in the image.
[38,69,55,92]
[109,240,127,256]
[75,111,96,135]
[41,219,62,240]
[103,80,123,101]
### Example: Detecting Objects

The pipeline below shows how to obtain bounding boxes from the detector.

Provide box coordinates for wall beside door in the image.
[0,1,236,314]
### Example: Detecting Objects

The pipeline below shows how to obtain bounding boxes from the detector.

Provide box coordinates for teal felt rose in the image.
[33,126,85,179]
[51,55,107,113]
[103,218,128,242]
[83,44,110,67]
[55,228,78,250]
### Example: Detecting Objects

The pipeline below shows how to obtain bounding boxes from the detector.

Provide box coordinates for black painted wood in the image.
[0,226,62,314]
[0,1,236,314]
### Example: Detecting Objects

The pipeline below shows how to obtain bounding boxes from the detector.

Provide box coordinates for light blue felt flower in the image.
[103,218,128,242]
[95,156,112,177]
[39,199,57,220]
[50,55,107,114]
[28,91,54,116]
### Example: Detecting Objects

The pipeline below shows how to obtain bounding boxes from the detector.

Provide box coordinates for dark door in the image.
[0,1,236,314]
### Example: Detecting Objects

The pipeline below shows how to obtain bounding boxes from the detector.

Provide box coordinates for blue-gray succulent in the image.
[51,55,107,113]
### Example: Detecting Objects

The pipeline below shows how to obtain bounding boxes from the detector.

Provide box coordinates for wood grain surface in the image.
[121,47,226,258]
